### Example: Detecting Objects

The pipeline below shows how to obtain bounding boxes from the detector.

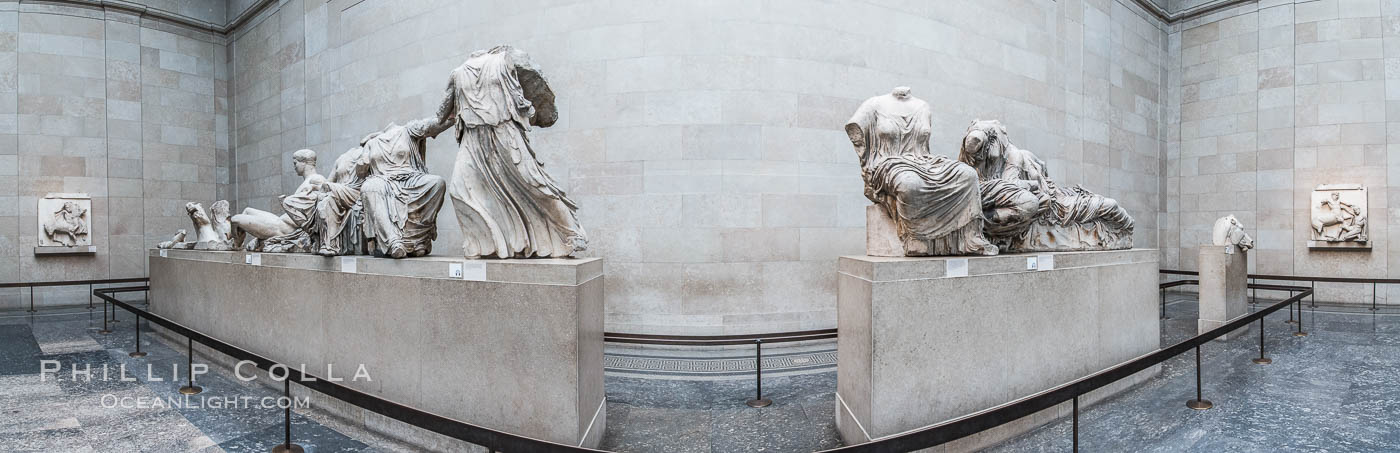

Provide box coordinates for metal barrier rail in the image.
[94,285,601,453]
[817,282,1314,452]
[602,328,838,408]
[1162,268,1393,311]
[1,277,148,312]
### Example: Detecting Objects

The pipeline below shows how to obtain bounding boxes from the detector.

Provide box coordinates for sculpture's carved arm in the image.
[410,77,458,140]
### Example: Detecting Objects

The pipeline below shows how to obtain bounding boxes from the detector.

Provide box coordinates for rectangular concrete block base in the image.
[865,205,904,257]
[1198,245,1248,340]
[836,250,1160,450]
[149,249,604,448]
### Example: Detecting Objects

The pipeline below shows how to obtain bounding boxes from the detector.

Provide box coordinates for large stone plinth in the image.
[1198,245,1249,341]
[836,250,1159,450]
[148,250,604,448]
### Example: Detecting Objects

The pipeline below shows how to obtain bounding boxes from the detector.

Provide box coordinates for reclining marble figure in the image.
[1211,215,1254,251]
[957,119,1134,252]
[416,45,588,258]
[231,149,363,255]
[846,87,997,256]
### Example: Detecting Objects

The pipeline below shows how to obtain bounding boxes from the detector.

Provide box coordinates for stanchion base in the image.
[178,385,203,395]
[128,351,147,358]
[97,329,112,335]
[1252,357,1272,365]
[1186,399,1213,410]
[1293,331,1309,337]
[271,444,304,453]
[1284,320,1298,325]
[746,398,772,408]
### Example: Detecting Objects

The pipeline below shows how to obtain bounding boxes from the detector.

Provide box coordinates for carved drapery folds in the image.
[849,88,1136,257]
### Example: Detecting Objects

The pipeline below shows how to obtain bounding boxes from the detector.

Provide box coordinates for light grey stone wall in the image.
[0,1,224,309]
[1161,0,1398,305]
[224,0,1169,334]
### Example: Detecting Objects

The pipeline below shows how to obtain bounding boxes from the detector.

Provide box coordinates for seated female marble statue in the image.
[957,119,1135,252]
[845,87,997,256]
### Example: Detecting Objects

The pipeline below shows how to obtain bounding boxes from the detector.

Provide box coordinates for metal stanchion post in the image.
[97,298,112,335]
[1252,317,1271,365]
[1186,345,1212,410]
[1371,282,1377,311]
[1310,281,1316,308]
[271,378,304,453]
[1072,396,1079,452]
[1294,298,1308,337]
[746,339,771,408]
[88,284,94,310]
[28,287,35,312]
[1160,289,1167,320]
[128,315,147,358]
[1286,290,1297,325]
[179,337,203,395]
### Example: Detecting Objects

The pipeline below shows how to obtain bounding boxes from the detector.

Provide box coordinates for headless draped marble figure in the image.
[958,119,1135,252]
[846,87,996,256]
[416,46,588,259]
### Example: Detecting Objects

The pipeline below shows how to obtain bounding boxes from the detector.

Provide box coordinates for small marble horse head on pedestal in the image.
[1211,215,1254,252]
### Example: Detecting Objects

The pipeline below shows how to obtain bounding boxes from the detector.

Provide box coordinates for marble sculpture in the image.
[190,201,235,251]
[1310,184,1367,244]
[159,46,587,260]
[418,45,588,258]
[231,149,365,255]
[1211,215,1254,251]
[38,194,92,247]
[846,87,997,256]
[848,88,1137,257]
[957,119,1134,253]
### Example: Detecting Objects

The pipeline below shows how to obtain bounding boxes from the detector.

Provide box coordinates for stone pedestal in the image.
[835,250,1159,451]
[1198,245,1249,341]
[148,250,605,448]
[865,205,903,257]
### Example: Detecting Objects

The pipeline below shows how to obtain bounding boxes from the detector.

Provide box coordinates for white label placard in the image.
[87,246,97,253]
[1037,254,1054,271]
[340,257,357,273]
[245,253,261,266]
[946,258,968,278]
[461,261,486,281]
[159,249,168,258]
[448,263,463,278]
[1026,257,1038,270]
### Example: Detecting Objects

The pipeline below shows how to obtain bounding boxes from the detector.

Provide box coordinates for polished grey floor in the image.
[0,298,372,452]
[3,292,1400,452]
[989,294,1400,452]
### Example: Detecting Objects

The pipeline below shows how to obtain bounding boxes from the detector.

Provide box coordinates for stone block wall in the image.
[0,0,225,309]
[224,0,1168,334]
[1161,0,1398,305]
[2,0,1174,332]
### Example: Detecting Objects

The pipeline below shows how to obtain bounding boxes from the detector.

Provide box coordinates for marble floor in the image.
[1,292,1398,452]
